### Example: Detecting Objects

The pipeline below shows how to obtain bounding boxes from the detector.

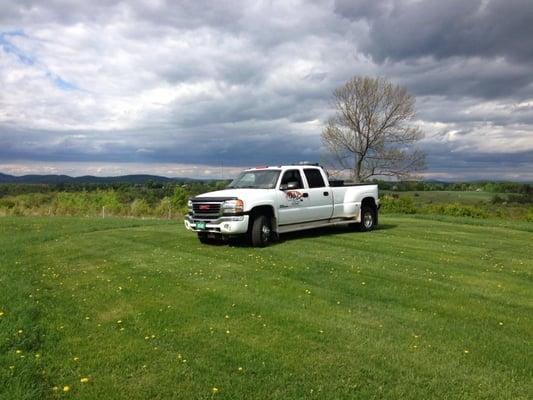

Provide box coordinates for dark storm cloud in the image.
[338,0,533,64]
[336,0,533,101]
[0,123,321,166]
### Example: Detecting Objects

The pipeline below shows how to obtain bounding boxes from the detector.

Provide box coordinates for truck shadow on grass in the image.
[220,223,397,247]
[276,223,397,243]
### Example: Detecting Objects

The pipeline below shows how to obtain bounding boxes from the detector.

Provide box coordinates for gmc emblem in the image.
[199,204,210,210]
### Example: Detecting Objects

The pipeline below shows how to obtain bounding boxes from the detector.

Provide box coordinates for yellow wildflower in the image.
[63,386,70,392]
[212,387,219,394]
[80,377,89,383]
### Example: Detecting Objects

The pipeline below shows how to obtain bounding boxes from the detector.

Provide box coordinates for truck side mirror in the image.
[280,181,299,190]
[287,181,298,190]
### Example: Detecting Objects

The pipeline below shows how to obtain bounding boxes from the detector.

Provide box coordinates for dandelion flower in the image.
[464,349,469,354]
[63,386,70,392]
[15,350,22,354]
[18,329,23,334]
[238,367,243,372]
[117,320,122,324]
[80,377,89,383]
[212,387,219,394]
[0,311,4,317]
[73,357,80,361]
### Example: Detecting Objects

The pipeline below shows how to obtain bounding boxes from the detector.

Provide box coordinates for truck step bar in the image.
[277,217,359,234]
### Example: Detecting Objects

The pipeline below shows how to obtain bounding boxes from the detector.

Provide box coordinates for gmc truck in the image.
[184,164,379,247]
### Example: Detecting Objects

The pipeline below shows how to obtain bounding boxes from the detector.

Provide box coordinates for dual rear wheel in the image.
[358,205,377,231]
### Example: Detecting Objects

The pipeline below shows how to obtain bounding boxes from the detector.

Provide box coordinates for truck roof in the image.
[245,164,322,171]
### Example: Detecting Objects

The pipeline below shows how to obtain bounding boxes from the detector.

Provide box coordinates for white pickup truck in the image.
[184,164,379,247]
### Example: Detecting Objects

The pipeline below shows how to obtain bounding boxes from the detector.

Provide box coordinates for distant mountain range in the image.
[0,173,205,184]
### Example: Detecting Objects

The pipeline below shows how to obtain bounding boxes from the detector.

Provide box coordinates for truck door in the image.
[301,168,333,221]
[277,169,307,225]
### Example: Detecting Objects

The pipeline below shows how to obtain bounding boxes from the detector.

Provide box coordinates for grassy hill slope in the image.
[0,216,531,399]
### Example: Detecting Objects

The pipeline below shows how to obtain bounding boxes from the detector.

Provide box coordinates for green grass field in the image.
[1,216,532,399]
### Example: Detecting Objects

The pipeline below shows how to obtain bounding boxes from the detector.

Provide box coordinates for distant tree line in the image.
[374,180,532,194]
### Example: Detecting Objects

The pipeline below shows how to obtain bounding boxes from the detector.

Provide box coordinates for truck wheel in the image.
[250,215,271,247]
[359,206,376,232]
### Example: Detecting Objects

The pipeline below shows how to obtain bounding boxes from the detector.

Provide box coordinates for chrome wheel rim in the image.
[261,224,271,242]
[363,212,373,228]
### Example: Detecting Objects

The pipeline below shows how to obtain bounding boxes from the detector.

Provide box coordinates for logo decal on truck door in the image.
[286,190,304,201]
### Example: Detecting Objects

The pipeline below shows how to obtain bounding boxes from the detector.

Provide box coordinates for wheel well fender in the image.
[248,205,277,232]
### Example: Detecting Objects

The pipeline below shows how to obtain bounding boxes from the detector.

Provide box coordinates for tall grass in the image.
[0,189,188,219]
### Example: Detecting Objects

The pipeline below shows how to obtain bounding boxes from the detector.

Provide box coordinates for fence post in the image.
[102,206,106,218]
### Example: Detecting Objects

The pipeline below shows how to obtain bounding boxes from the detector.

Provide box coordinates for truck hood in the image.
[194,188,272,200]
[194,189,278,210]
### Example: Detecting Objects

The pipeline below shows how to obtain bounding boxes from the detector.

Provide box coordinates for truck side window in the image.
[280,170,303,189]
[304,169,325,188]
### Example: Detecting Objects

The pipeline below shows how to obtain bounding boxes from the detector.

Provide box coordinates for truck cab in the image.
[184,164,379,246]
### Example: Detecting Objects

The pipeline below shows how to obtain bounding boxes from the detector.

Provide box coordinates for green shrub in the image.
[380,195,417,214]
[155,197,173,219]
[526,207,533,222]
[424,203,489,218]
[130,198,150,217]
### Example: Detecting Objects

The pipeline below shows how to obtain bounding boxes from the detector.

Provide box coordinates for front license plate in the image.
[196,221,206,230]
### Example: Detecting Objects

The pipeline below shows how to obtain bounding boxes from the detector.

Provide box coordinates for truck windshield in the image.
[227,170,281,189]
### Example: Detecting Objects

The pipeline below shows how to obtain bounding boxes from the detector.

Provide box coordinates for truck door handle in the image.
[323,191,329,196]
[302,193,309,198]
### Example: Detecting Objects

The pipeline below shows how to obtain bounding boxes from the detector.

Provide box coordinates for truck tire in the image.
[359,205,376,232]
[250,214,272,247]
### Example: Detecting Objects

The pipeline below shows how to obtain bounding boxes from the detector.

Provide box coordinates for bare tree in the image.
[322,76,426,182]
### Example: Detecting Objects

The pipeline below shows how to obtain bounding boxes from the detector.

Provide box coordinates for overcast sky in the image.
[1,0,532,180]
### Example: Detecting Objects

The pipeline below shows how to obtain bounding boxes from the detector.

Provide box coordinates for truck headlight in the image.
[222,199,244,214]
[187,199,193,212]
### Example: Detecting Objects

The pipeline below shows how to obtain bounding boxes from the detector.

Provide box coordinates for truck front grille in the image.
[192,202,222,214]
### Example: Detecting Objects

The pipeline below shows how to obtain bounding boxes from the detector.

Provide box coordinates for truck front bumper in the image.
[184,214,250,235]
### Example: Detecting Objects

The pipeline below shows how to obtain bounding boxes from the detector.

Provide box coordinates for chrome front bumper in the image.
[184,214,250,234]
